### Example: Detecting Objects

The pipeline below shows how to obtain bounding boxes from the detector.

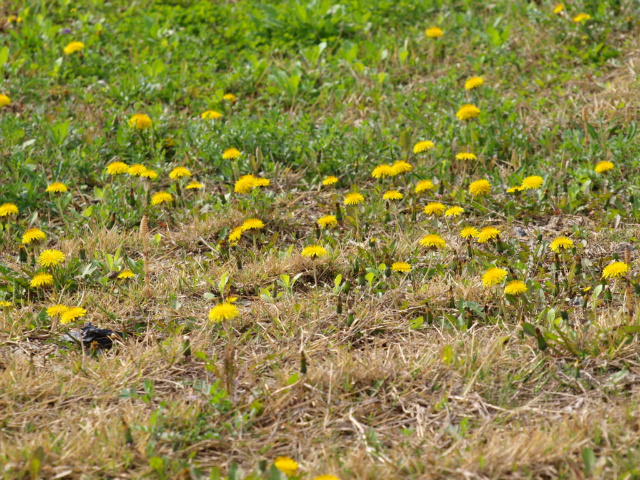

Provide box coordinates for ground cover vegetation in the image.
[1,0,640,478]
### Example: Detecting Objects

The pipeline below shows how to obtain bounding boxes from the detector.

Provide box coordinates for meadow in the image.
[1,0,640,478]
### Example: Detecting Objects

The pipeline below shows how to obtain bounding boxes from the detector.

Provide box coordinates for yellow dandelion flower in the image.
[456,104,481,121]
[222,148,242,160]
[444,206,465,217]
[314,476,340,480]
[372,164,395,179]
[413,141,435,154]
[469,179,491,196]
[594,161,614,174]
[0,94,11,107]
[30,273,54,288]
[460,226,479,238]
[60,307,87,324]
[118,270,135,279]
[392,262,412,272]
[317,215,338,229]
[482,267,507,287]
[128,113,152,130]
[322,175,339,186]
[391,160,413,174]
[46,304,69,317]
[223,93,237,103]
[201,110,223,120]
[186,181,204,190]
[22,228,46,244]
[208,302,239,322]
[169,166,191,180]
[106,161,129,175]
[549,236,574,253]
[38,249,65,268]
[573,13,591,23]
[464,76,484,90]
[151,191,173,206]
[63,41,84,55]
[302,245,328,258]
[455,152,477,160]
[128,164,147,176]
[477,227,501,243]
[344,192,364,205]
[141,168,158,179]
[253,178,270,187]
[383,190,403,201]
[0,203,19,217]
[521,176,543,190]
[0,300,12,308]
[507,186,524,193]
[241,218,264,231]
[424,202,446,216]
[504,280,527,295]
[46,182,68,193]
[228,226,244,243]
[553,4,564,14]
[425,27,443,38]
[274,457,299,477]
[235,175,257,194]
[419,234,446,249]
[415,179,435,194]
[602,261,629,279]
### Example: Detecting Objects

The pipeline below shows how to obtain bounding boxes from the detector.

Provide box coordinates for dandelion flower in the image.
[222,148,242,160]
[128,164,147,176]
[235,175,258,194]
[504,280,527,296]
[507,186,524,193]
[46,304,69,317]
[372,164,395,179]
[38,249,65,268]
[0,301,12,308]
[302,245,328,258]
[141,168,158,179]
[482,267,507,287]
[415,180,435,193]
[521,176,543,190]
[223,93,237,103]
[553,4,564,14]
[594,161,614,174]
[469,179,491,196]
[460,226,479,238]
[254,178,270,187]
[22,228,46,244]
[118,270,135,279]
[30,273,54,288]
[419,234,446,249]
[391,160,413,174]
[228,226,244,243]
[317,215,338,229]
[392,262,412,272]
[151,191,173,206]
[444,206,465,217]
[60,307,87,324]
[208,302,239,322]
[106,161,129,175]
[383,190,403,201]
[602,261,629,279]
[344,192,364,205]
[425,27,443,38]
[46,182,68,193]
[314,476,340,480]
[0,94,11,107]
[274,457,299,477]
[63,41,84,55]
[413,141,435,154]
[169,166,191,180]
[128,113,152,130]
[424,202,446,216]
[464,76,484,90]
[186,181,204,190]
[477,227,500,243]
[456,104,481,121]
[241,218,264,231]
[322,176,338,186]
[201,110,223,120]
[455,152,476,160]
[549,236,574,253]
[573,13,591,23]
[0,203,19,217]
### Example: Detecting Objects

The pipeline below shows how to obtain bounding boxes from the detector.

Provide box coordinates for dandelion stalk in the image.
[140,215,151,298]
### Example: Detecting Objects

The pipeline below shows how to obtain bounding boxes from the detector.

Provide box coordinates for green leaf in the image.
[582,447,595,474]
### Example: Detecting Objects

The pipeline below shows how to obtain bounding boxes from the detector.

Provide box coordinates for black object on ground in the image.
[62,323,125,350]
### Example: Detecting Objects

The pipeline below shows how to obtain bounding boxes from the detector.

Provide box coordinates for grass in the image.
[1,0,640,478]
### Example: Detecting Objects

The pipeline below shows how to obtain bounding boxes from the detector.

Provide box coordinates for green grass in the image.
[2,0,640,478]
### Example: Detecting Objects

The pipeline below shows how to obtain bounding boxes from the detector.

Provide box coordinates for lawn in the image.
[1,0,640,478]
